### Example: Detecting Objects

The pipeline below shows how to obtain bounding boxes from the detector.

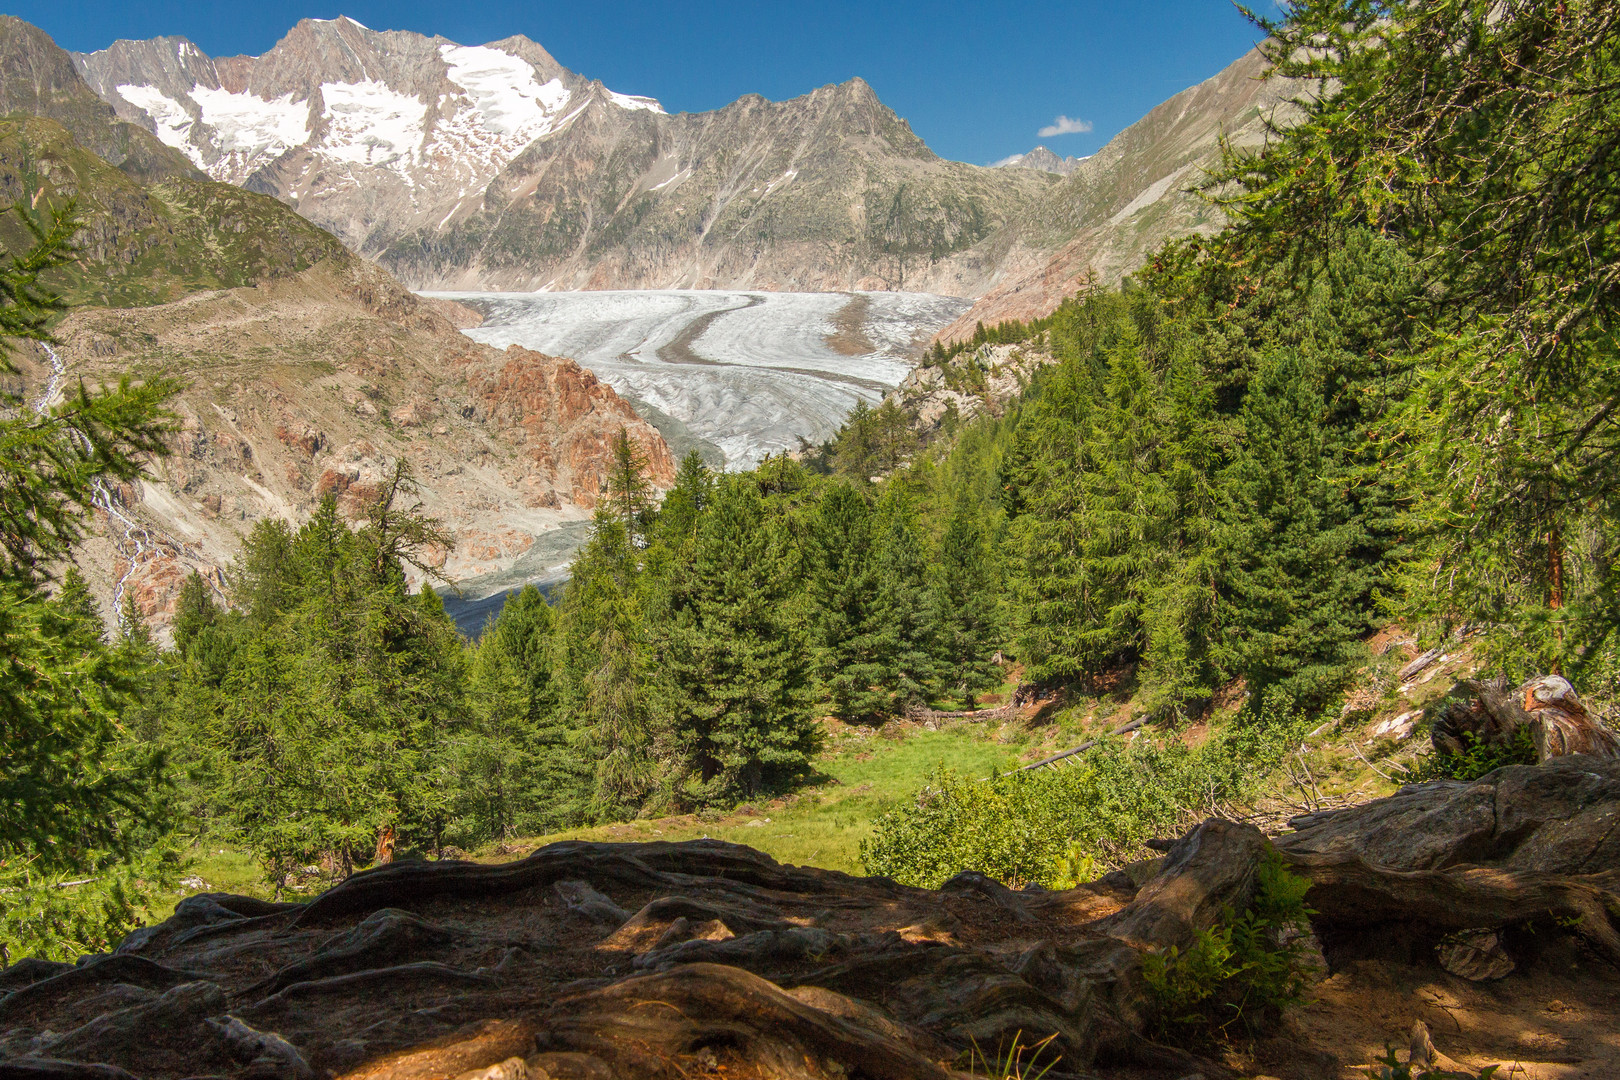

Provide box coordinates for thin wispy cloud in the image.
[1038,115,1093,138]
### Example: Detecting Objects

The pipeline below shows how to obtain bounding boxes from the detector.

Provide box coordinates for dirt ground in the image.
[1265,931,1620,1079]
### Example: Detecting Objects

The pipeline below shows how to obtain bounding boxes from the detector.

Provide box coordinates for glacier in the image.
[425,289,970,469]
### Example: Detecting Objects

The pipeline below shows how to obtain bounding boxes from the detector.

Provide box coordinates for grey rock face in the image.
[995,145,1085,175]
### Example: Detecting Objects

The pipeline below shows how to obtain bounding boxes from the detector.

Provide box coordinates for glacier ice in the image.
[425,289,970,469]
[191,86,310,162]
[606,89,665,113]
[116,84,204,166]
[439,44,571,138]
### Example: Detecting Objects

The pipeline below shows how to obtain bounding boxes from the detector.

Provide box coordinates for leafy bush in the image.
[0,845,180,964]
[1412,725,1537,783]
[860,710,1310,888]
[1142,851,1316,1043]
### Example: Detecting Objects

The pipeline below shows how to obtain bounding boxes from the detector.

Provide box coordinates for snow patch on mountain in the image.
[186,86,311,180]
[115,84,202,165]
[607,90,664,113]
[425,43,574,186]
[440,44,570,136]
[319,80,425,169]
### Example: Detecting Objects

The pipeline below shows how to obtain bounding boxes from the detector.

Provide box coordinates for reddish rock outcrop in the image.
[461,345,676,509]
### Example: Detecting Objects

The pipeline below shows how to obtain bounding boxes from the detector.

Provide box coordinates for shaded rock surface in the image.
[3,758,1619,1079]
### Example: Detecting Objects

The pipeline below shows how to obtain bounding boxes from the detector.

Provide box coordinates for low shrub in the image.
[1411,724,1537,783]
[860,708,1310,888]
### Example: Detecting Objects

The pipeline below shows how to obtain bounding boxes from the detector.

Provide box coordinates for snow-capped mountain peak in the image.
[73,19,641,245]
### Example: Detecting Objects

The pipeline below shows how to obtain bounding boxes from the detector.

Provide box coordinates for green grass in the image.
[487,723,1023,875]
[145,719,1029,920]
[142,843,272,924]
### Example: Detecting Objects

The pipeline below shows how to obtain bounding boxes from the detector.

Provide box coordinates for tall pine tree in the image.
[661,476,817,802]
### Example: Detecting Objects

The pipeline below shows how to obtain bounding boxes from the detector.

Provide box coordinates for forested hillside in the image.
[5,0,1618,973]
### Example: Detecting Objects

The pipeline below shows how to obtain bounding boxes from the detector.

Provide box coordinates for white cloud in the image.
[1038,115,1093,138]
[989,153,1026,167]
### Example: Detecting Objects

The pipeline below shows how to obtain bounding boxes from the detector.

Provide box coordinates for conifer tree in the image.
[1,204,179,960]
[870,491,938,710]
[447,586,582,841]
[167,469,465,880]
[934,491,1002,708]
[806,482,888,721]
[604,428,653,546]
[172,570,220,654]
[662,476,817,802]
[558,511,653,821]
[1224,0,1620,674]
[655,450,713,547]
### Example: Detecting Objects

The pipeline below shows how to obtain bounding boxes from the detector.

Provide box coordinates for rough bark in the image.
[1280,853,1620,966]
[1434,674,1620,762]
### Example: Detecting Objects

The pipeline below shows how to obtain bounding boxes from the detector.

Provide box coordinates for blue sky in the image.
[10,1,1272,165]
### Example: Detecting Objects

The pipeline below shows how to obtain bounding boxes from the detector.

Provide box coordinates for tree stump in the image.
[1433,675,1620,763]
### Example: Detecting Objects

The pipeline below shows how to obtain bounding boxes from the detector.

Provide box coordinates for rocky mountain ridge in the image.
[72,18,663,262]
[993,145,1085,176]
[71,18,1305,311]
[72,17,1055,293]
[936,47,1308,342]
[0,14,200,183]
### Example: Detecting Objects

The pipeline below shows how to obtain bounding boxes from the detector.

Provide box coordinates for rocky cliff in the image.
[65,17,1309,318]
[2,754,1616,1078]
[993,145,1085,176]
[36,257,673,637]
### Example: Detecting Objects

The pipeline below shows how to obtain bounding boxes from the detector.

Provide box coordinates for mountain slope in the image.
[72,17,609,259]
[42,257,673,633]
[0,116,345,307]
[934,47,1305,340]
[0,17,674,636]
[73,17,1055,292]
[384,76,1055,292]
[68,19,1302,307]
[0,15,199,183]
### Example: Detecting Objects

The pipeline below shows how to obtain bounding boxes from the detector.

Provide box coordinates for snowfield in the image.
[112,39,662,193]
[426,290,971,468]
